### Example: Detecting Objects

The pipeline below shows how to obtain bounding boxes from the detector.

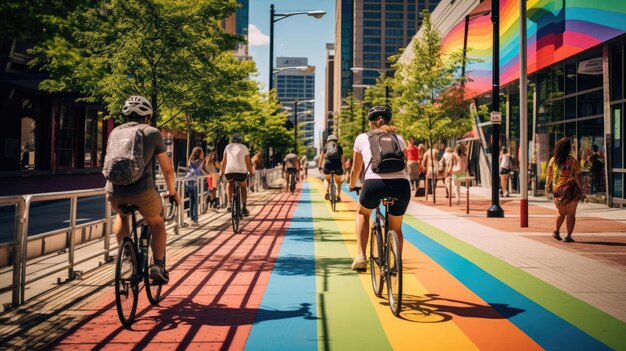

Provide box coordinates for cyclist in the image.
[283,149,300,192]
[220,133,254,216]
[318,135,345,201]
[105,96,180,284]
[300,155,309,180]
[348,106,410,271]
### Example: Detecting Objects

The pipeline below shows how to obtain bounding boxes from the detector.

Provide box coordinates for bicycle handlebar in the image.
[164,195,177,224]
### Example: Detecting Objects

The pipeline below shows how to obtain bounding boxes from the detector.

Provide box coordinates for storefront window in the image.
[55,104,76,168]
[84,109,103,168]
[578,90,603,117]
[20,115,36,170]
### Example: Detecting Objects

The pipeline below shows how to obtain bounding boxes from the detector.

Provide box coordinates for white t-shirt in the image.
[353,132,409,181]
[224,143,249,174]
[499,153,510,170]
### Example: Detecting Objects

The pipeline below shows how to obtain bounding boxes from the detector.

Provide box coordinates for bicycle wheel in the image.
[386,229,403,317]
[369,218,384,297]
[143,232,162,305]
[290,174,295,194]
[330,178,336,212]
[232,190,240,233]
[115,238,138,327]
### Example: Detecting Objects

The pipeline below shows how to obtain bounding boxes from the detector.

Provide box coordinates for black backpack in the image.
[366,130,406,173]
[325,142,341,160]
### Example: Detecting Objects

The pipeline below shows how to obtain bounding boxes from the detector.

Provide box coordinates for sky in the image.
[248,0,335,150]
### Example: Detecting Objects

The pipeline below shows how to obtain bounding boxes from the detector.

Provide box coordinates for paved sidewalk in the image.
[408,183,626,322]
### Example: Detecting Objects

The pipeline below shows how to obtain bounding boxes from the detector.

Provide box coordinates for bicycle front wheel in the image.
[232,192,240,233]
[370,221,384,297]
[115,238,138,327]
[143,232,162,305]
[386,230,403,317]
[330,180,336,212]
[290,174,296,194]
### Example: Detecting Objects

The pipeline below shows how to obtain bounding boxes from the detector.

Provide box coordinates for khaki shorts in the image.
[107,188,163,218]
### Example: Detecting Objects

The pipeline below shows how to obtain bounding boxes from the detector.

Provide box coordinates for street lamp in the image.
[281,99,315,151]
[269,4,326,91]
[273,66,315,75]
[351,67,392,105]
[352,83,374,133]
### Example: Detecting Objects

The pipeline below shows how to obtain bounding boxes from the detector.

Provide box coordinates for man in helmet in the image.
[283,149,300,192]
[318,135,345,201]
[104,96,180,284]
[220,133,254,217]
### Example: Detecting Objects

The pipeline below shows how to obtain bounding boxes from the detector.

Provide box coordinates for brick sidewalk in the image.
[410,183,626,268]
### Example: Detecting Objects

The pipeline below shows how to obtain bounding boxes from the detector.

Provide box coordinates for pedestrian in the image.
[546,137,585,243]
[204,147,221,211]
[422,143,441,199]
[344,157,352,183]
[185,146,204,226]
[587,145,604,193]
[450,144,469,205]
[348,106,409,271]
[440,146,453,198]
[499,146,511,197]
[405,137,421,191]
[251,150,264,192]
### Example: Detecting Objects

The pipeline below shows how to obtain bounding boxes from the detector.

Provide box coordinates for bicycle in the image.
[115,195,177,328]
[328,170,338,212]
[231,177,243,233]
[350,186,403,317]
[288,169,297,194]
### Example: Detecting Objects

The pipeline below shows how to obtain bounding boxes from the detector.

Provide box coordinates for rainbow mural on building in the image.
[441,0,626,96]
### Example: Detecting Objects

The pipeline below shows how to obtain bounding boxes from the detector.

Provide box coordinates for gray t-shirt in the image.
[105,122,167,195]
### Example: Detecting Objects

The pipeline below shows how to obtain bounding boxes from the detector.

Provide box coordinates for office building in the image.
[275,57,316,150]
[399,0,626,206]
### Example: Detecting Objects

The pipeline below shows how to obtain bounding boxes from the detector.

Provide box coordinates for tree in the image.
[337,94,364,150]
[31,0,241,126]
[392,10,473,203]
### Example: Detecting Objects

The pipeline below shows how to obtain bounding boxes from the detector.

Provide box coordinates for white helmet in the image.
[327,135,338,142]
[122,96,153,117]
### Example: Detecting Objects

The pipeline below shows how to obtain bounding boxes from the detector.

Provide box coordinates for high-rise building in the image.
[324,43,336,142]
[334,0,441,112]
[275,57,316,150]
[221,0,250,60]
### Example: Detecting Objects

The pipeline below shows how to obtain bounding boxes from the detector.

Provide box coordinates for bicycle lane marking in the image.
[47,190,301,350]
[308,180,392,350]
[400,213,625,350]
[312,179,480,350]
[244,182,318,350]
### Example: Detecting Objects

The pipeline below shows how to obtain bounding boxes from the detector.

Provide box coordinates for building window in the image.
[84,109,103,168]
[363,37,381,44]
[55,104,76,168]
[20,115,36,171]
[364,12,380,19]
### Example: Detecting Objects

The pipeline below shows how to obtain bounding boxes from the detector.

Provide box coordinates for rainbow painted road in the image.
[244,179,625,351]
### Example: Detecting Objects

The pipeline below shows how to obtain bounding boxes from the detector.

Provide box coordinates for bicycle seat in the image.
[382,197,397,205]
[119,204,139,215]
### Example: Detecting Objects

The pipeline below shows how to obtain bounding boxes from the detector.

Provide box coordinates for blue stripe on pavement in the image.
[341,185,611,350]
[245,183,317,351]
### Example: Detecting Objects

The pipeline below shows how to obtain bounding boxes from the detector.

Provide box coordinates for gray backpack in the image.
[102,123,148,185]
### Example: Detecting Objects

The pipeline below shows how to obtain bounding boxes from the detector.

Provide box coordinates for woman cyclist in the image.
[348,106,410,271]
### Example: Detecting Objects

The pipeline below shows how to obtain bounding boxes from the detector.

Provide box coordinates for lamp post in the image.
[352,84,373,133]
[520,0,529,227]
[282,99,315,152]
[269,4,326,91]
[351,67,392,105]
[487,0,504,218]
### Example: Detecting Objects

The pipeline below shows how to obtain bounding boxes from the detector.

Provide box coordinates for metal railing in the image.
[0,167,283,310]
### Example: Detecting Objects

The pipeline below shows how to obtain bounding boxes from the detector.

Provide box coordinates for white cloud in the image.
[248,24,269,46]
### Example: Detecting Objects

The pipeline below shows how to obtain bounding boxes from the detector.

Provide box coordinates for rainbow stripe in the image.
[441,0,626,96]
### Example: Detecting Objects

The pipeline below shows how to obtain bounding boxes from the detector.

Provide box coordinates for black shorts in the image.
[323,166,344,176]
[359,178,411,216]
[286,168,297,174]
[225,173,248,182]
[499,168,510,175]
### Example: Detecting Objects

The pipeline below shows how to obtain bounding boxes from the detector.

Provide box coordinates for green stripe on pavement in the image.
[309,182,392,351]
[403,215,626,350]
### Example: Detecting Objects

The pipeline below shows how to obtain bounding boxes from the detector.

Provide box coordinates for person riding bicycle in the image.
[220,133,254,217]
[104,95,180,284]
[318,135,345,201]
[348,106,410,271]
[283,149,300,192]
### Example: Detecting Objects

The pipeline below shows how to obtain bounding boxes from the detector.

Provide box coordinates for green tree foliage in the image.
[31,0,241,124]
[337,94,365,150]
[392,10,473,202]
[364,74,392,108]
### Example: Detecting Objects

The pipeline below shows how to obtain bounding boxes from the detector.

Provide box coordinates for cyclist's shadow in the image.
[395,293,525,323]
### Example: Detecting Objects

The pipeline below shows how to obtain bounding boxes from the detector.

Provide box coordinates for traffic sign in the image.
[490,111,502,124]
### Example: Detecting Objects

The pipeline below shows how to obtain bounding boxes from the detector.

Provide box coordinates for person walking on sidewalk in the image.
[204,147,221,211]
[348,106,410,271]
[546,137,585,243]
[449,144,469,205]
[405,137,421,191]
[221,133,254,217]
[185,147,204,226]
[499,146,512,197]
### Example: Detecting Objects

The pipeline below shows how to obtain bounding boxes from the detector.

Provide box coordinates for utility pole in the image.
[520,0,529,227]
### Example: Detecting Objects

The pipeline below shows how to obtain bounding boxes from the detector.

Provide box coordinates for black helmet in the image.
[367,105,392,121]
[231,133,243,143]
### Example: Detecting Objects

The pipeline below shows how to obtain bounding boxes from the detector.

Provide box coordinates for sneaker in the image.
[191,221,200,227]
[336,196,342,202]
[325,193,330,200]
[149,264,169,284]
[351,255,367,271]
[242,207,250,217]
[226,207,231,213]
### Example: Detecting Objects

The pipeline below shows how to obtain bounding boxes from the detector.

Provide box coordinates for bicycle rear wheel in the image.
[143,232,162,305]
[330,179,336,212]
[290,174,295,194]
[369,219,384,297]
[386,229,403,317]
[115,238,138,327]
[232,190,240,233]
